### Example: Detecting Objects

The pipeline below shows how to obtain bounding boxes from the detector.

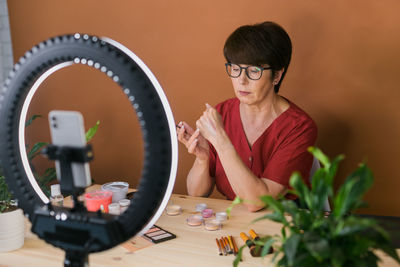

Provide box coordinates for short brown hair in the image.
[223,21,292,93]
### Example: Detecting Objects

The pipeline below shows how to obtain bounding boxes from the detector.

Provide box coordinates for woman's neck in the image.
[240,94,288,124]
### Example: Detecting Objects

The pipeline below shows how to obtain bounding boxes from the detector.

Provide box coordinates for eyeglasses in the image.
[225,63,271,80]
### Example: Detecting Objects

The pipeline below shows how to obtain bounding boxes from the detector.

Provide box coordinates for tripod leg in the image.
[64,250,89,267]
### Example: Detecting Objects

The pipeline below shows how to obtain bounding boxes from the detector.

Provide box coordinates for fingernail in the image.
[196,128,200,132]
[205,103,211,108]
[178,121,183,125]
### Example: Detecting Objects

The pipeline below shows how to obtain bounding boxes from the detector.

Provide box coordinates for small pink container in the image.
[202,208,213,218]
[85,191,113,212]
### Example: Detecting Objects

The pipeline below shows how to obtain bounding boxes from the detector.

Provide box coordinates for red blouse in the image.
[209,97,317,200]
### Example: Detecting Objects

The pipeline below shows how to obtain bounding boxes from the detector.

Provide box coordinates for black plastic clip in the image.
[42,144,94,199]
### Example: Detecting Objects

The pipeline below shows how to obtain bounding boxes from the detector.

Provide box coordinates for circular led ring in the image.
[0,34,178,251]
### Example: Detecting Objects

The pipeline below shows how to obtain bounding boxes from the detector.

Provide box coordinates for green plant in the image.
[232,147,400,267]
[0,170,13,213]
[26,115,100,196]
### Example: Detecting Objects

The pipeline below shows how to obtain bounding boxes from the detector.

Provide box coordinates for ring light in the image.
[0,34,178,266]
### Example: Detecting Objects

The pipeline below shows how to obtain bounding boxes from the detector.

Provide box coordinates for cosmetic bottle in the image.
[50,184,64,206]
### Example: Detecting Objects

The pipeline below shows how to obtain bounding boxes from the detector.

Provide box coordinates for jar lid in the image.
[101,181,129,192]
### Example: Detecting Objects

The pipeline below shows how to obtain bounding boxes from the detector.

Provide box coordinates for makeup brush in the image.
[215,238,222,256]
[249,229,273,254]
[222,237,231,254]
[223,237,233,254]
[240,232,261,257]
[230,235,239,256]
[219,238,227,256]
[227,236,235,255]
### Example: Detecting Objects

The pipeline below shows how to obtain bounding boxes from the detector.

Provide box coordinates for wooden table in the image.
[1,192,399,267]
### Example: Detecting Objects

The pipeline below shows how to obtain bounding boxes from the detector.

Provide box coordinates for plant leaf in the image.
[335,216,376,236]
[289,172,312,210]
[283,233,301,266]
[28,142,49,160]
[25,114,42,127]
[333,164,373,218]
[226,196,243,217]
[308,146,331,169]
[259,195,285,214]
[326,154,345,194]
[310,168,329,214]
[233,244,246,267]
[259,195,288,225]
[260,237,275,258]
[86,120,100,142]
[303,231,330,261]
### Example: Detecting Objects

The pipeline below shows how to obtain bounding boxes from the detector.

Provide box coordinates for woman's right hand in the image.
[177,121,209,161]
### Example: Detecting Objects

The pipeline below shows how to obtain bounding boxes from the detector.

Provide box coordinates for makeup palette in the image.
[142,225,176,244]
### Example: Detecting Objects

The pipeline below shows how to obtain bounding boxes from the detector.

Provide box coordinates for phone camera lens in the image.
[53,124,57,128]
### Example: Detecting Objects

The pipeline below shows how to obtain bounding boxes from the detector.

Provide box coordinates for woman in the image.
[177,21,317,212]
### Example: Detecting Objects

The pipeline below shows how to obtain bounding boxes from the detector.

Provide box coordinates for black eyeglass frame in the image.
[225,62,272,80]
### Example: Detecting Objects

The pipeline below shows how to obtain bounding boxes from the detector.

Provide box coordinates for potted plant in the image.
[232,147,400,267]
[0,169,25,252]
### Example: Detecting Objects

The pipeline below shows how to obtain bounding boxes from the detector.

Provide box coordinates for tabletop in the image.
[1,190,399,267]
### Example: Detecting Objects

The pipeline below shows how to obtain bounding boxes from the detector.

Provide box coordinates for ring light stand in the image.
[0,34,178,266]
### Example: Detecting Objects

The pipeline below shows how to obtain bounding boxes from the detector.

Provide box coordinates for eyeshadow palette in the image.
[142,225,176,244]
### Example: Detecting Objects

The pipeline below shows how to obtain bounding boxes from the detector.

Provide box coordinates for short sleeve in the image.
[262,120,317,188]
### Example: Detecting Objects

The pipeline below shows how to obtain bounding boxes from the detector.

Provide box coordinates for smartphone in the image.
[48,110,91,188]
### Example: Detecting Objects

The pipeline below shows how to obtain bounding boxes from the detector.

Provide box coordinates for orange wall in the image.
[8,0,400,216]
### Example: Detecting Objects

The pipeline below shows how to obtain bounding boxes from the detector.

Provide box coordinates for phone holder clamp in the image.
[42,144,94,207]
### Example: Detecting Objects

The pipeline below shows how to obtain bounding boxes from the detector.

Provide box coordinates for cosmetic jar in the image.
[201,208,213,218]
[101,182,129,203]
[118,199,130,213]
[204,219,222,231]
[195,203,207,212]
[85,191,113,212]
[215,211,228,222]
[186,215,204,226]
[166,204,182,216]
[108,203,120,215]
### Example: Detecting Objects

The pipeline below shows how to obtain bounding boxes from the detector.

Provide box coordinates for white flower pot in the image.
[0,208,25,252]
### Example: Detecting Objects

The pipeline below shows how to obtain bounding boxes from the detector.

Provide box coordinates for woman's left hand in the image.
[196,103,230,150]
